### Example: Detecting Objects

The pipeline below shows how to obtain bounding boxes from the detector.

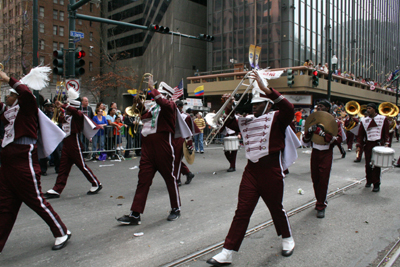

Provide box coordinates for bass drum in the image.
[371,146,395,168]
[224,136,239,151]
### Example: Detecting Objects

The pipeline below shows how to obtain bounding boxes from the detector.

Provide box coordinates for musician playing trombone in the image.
[207,70,296,266]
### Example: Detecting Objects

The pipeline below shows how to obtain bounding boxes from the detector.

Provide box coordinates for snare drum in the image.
[224,136,239,151]
[371,146,395,168]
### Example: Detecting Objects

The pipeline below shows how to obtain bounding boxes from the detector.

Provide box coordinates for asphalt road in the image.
[1,141,400,267]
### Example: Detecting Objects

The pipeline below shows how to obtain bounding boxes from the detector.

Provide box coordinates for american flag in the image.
[171,79,184,100]
[387,72,393,82]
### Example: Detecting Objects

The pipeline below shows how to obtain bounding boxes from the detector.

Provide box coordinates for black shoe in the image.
[365,183,372,188]
[200,151,204,154]
[87,184,103,195]
[55,169,59,174]
[282,248,294,257]
[116,214,141,225]
[227,167,236,172]
[206,258,231,266]
[167,208,181,221]
[372,185,380,192]
[52,232,71,250]
[42,172,47,176]
[341,152,346,158]
[177,180,182,187]
[317,209,325,218]
[185,172,195,184]
[354,159,361,162]
[394,164,400,168]
[135,152,141,156]
[43,192,60,199]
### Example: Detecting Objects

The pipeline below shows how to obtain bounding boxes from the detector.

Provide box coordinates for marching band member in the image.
[221,125,239,172]
[344,114,359,152]
[356,103,390,192]
[302,100,343,219]
[43,93,102,199]
[207,71,297,266]
[175,100,198,185]
[117,77,191,225]
[387,116,396,147]
[0,69,71,252]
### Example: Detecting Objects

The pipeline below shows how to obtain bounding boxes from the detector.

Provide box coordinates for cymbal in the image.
[183,141,195,165]
[304,111,338,145]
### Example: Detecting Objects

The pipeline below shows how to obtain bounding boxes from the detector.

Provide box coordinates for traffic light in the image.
[312,69,319,87]
[75,50,86,76]
[199,34,214,42]
[287,69,294,87]
[148,24,170,34]
[53,50,64,76]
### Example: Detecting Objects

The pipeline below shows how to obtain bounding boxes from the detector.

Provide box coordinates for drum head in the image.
[372,146,395,154]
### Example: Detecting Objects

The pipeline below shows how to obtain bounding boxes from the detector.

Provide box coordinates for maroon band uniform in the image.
[303,119,343,211]
[51,104,101,194]
[356,114,390,187]
[0,78,68,252]
[222,89,294,251]
[130,89,181,213]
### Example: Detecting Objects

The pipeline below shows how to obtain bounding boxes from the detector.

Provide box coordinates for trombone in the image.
[204,71,255,146]
[51,82,65,125]
[125,73,152,134]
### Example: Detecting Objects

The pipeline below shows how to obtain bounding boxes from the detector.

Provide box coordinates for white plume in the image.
[67,87,80,100]
[20,66,52,90]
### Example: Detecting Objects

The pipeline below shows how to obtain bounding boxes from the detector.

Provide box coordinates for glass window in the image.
[60,11,64,21]
[53,10,58,20]
[90,32,93,41]
[89,47,93,56]
[53,25,57,35]
[60,0,64,5]
[53,42,58,50]
[78,19,82,25]
[59,26,64,36]
[89,62,93,71]
[39,23,44,33]
[60,42,64,49]
[39,6,44,17]
[39,56,45,65]
[53,0,57,3]
[40,40,45,50]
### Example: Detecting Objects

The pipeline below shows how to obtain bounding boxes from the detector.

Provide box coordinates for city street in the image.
[1,141,400,267]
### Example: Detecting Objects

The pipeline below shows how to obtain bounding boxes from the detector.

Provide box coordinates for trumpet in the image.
[204,71,255,146]
[125,73,152,134]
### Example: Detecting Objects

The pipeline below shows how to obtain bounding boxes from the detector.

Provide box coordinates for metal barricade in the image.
[79,125,142,161]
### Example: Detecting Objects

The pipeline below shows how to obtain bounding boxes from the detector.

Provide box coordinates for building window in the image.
[53,42,58,50]
[53,10,58,20]
[90,3,93,12]
[89,62,93,71]
[59,26,64,36]
[60,42,64,49]
[53,25,57,35]
[39,23,45,33]
[40,40,45,50]
[90,32,93,41]
[89,47,93,56]
[53,0,57,3]
[59,11,64,21]
[39,56,45,65]
[77,45,82,51]
[3,0,6,8]
[39,6,44,17]
[78,19,82,25]
[90,21,92,27]
[60,0,64,5]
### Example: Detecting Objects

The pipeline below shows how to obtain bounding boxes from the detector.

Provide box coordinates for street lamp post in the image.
[327,40,332,101]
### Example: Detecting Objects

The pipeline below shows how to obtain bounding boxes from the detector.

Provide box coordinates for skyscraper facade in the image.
[208,0,400,83]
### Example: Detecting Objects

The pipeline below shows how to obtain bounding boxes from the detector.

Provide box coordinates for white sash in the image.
[2,104,20,148]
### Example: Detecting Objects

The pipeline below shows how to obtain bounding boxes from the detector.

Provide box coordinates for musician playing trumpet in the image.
[207,70,297,266]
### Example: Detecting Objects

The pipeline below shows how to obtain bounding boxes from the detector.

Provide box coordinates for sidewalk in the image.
[183,166,400,267]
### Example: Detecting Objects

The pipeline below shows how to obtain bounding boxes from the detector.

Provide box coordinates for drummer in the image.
[356,103,390,192]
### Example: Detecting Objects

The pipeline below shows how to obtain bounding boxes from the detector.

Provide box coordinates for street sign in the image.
[73,37,81,43]
[66,79,80,92]
[70,31,84,38]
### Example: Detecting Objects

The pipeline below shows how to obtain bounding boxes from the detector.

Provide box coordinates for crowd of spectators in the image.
[303,59,394,90]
